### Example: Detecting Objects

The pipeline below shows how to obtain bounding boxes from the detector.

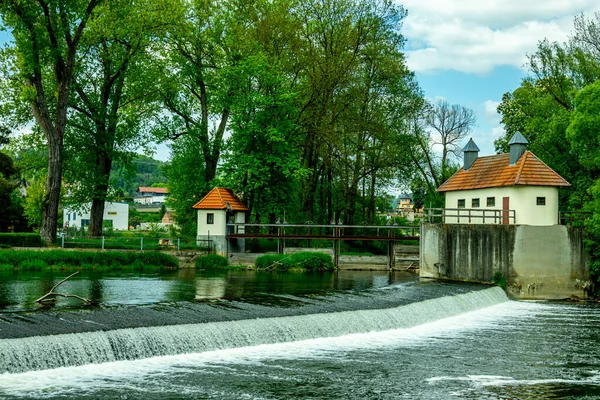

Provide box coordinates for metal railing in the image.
[424,208,516,224]
[59,235,213,252]
[225,223,420,240]
[559,211,591,227]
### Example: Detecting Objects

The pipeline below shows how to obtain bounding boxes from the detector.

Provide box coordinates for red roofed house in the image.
[192,187,249,254]
[438,133,570,226]
[134,187,169,205]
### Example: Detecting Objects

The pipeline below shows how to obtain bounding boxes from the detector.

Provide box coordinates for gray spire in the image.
[462,138,479,171]
[509,132,528,165]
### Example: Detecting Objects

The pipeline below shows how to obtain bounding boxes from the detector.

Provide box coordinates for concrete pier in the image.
[420,224,591,299]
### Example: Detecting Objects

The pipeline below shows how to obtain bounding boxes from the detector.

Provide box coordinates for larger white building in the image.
[63,202,129,230]
[437,133,570,226]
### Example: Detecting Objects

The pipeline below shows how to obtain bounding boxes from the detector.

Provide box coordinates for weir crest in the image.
[0,287,507,374]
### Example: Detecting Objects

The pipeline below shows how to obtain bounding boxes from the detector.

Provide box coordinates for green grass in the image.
[0,250,179,271]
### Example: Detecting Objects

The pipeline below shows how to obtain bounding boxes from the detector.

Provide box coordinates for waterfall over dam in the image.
[0,287,508,374]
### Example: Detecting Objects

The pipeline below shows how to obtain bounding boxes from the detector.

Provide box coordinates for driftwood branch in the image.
[35,271,90,303]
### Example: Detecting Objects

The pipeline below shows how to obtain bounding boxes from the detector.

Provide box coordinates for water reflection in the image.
[0,270,418,312]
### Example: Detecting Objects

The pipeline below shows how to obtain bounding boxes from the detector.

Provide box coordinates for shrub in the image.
[255,252,335,272]
[255,254,287,270]
[493,271,507,289]
[196,254,229,269]
[291,252,335,271]
[0,233,43,248]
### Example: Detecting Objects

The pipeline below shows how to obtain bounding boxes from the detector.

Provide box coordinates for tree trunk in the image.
[88,196,108,237]
[87,145,113,236]
[40,134,64,244]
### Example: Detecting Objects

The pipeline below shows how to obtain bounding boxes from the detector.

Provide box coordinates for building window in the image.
[107,211,117,216]
[487,197,495,207]
[457,199,465,208]
[537,197,546,206]
[207,213,214,224]
[472,198,480,208]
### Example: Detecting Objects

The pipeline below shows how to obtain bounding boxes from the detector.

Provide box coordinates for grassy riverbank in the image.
[0,250,179,271]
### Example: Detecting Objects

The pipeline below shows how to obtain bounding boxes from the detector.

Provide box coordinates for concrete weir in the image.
[420,223,591,300]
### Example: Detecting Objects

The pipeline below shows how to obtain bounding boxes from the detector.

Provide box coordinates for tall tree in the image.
[0,0,102,243]
[155,0,236,188]
[64,0,177,236]
[425,99,476,184]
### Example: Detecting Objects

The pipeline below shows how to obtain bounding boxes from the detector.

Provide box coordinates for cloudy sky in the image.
[400,0,600,156]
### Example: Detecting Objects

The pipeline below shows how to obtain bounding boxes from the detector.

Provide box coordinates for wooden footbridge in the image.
[226,223,420,267]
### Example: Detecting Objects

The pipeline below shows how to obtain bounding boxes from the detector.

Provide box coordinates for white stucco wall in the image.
[197,209,227,236]
[234,211,246,233]
[63,202,129,230]
[444,186,559,226]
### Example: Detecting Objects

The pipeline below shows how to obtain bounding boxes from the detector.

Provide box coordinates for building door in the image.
[502,196,510,225]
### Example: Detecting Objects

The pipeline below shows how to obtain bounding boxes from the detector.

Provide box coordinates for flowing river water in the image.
[0,270,599,399]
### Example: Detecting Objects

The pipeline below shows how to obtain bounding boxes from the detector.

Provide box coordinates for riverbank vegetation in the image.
[0,250,179,271]
[255,253,335,272]
[195,252,335,272]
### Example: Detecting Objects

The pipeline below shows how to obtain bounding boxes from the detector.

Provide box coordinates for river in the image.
[0,270,599,399]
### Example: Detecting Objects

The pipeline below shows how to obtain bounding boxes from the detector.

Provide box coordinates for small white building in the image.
[192,187,249,255]
[437,133,570,226]
[133,187,168,204]
[63,202,129,230]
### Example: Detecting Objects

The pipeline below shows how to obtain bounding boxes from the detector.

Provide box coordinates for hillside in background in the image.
[112,155,169,197]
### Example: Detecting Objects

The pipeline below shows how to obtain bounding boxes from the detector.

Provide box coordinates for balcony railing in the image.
[424,208,516,224]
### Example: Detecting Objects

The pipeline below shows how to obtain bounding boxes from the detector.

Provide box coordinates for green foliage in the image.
[166,134,210,237]
[196,254,229,269]
[493,271,507,289]
[496,13,600,289]
[0,233,43,247]
[0,250,179,270]
[255,252,335,271]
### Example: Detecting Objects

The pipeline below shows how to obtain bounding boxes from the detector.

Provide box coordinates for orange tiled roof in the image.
[437,151,570,192]
[192,188,250,211]
[138,187,168,194]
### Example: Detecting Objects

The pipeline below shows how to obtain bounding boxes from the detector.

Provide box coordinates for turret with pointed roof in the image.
[509,132,528,165]
[462,138,480,171]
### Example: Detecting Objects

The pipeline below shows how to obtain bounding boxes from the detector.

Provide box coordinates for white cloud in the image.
[400,0,600,73]
[483,100,501,122]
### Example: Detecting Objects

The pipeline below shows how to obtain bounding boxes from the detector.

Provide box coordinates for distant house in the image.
[397,193,413,210]
[192,187,249,255]
[437,133,570,226]
[134,187,168,205]
[63,202,129,230]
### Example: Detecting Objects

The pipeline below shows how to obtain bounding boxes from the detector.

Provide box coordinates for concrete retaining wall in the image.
[420,224,591,299]
[228,246,419,271]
